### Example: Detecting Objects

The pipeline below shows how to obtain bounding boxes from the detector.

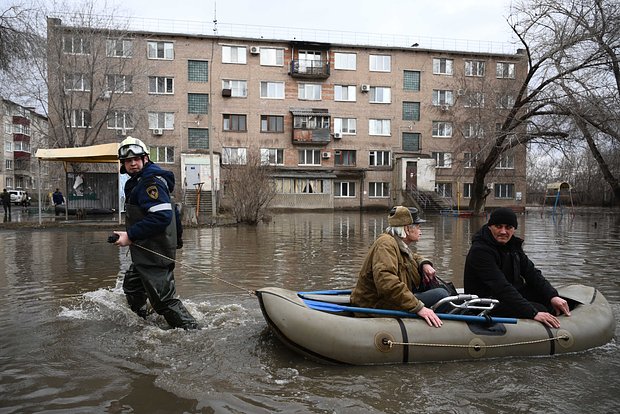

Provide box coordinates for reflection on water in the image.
[0,211,619,413]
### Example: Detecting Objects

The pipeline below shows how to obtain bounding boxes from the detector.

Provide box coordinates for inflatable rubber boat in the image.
[256,284,615,365]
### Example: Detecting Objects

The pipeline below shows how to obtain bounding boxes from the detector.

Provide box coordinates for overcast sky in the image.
[111,0,517,52]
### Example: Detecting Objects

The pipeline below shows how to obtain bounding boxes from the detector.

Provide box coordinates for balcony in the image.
[289,59,330,79]
[292,128,331,145]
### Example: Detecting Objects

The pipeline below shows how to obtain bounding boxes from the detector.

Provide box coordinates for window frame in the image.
[222,147,248,165]
[432,121,453,138]
[369,119,391,136]
[260,81,285,99]
[432,58,454,75]
[222,45,247,64]
[260,115,284,133]
[369,54,391,72]
[334,52,357,70]
[298,83,322,100]
[333,118,357,135]
[222,114,247,132]
[334,85,357,102]
[147,41,174,60]
[188,60,209,82]
[335,181,356,197]
[432,152,452,168]
[260,148,284,165]
[368,182,390,198]
[148,76,174,94]
[496,62,516,79]
[369,150,391,167]
[369,86,391,104]
[259,47,284,66]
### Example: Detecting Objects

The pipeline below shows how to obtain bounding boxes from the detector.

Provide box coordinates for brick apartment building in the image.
[1,97,50,197]
[46,17,527,213]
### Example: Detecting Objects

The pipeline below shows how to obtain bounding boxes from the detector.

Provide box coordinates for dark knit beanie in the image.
[488,207,518,229]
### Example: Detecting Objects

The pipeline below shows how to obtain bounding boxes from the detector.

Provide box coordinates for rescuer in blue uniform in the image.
[113,137,198,330]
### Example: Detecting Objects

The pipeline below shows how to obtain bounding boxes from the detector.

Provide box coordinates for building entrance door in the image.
[406,161,417,190]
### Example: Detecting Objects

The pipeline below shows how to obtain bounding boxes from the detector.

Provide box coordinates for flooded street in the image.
[1,210,619,413]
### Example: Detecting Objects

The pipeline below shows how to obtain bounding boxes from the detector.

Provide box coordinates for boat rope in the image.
[132,244,256,296]
[385,334,570,349]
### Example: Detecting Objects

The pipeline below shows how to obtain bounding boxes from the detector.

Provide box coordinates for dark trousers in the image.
[122,263,197,329]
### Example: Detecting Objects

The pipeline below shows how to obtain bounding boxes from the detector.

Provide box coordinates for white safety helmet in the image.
[118,136,149,160]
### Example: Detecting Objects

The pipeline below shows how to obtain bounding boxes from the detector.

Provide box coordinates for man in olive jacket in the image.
[351,206,449,328]
[464,207,571,328]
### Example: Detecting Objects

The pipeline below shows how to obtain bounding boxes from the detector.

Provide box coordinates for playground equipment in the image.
[541,181,575,216]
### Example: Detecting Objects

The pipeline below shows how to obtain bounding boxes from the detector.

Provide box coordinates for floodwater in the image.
[1,210,619,413]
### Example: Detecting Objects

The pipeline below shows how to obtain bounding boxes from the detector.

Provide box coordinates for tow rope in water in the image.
[131,243,256,296]
[385,334,570,349]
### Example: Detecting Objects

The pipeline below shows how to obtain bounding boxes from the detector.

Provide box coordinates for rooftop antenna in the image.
[213,2,218,35]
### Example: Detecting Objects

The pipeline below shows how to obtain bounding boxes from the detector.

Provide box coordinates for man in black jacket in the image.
[464,208,571,328]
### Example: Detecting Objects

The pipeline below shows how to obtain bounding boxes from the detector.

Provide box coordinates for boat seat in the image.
[301,293,351,305]
[431,294,499,316]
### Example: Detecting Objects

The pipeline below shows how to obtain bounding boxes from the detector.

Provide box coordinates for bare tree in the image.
[221,152,276,225]
[465,0,619,213]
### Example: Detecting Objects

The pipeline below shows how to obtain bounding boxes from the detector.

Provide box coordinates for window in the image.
[69,109,91,128]
[188,60,208,82]
[496,153,515,169]
[432,121,453,138]
[294,115,330,129]
[148,112,175,130]
[432,90,454,106]
[369,182,389,197]
[64,74,91,91]
[404,70,421,91]
[63,35,90,54]
[464,152,478,168]
[188,128,209,149]
[334,118,357,135]
[465,60,485,77]
[496,94,516,109]
[463,183,473,198]
[369,150,391,166]
[432,152,452,168]
[298,149,321,165]
[261,115,284,133]
[333,52,356,70]
[369,119,390,136]
[188,93,208,114]
[222,45,247,64]
[222,79,247,97]
[222,147,248,165]
[260,48,284,66]
[402,102,420,121]
[335,181,356,197]
[298,83,321,100]
[107,110,131,130]
[495,183,515,198]
[463,91,485,108]
[436,182,452,197]
[297,50,323,74]
[334,85,356,102]
[260,148,284,165]
[5,159,13,170]
[149,146,174,163]
[149,76,174,94]
[496,62,515,79]
[260,81,285,99]
[106,39,133,57]
[463,122,484,138]
[223,114,247,132]
[370,87,391,103]
[334,150,356,166]
[147,41,173,60]
[433,58,453,75]
[402,132,420,152]
[106,74,132,93]
[275,178,326,194]
[369,55,391,72]
[13,124,30,135]
[5,140,12,152]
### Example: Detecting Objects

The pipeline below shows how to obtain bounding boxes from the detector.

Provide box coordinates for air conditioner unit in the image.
[222,88,232,97]
[457,89,466,96]
[334,132,342,139]
[153,128,163,136]
[321,151,331,159]
[250,46,260,54]
[360,84,371,92]
[102,91,112,99]
[441,105,450,111]
[334,150,342,156]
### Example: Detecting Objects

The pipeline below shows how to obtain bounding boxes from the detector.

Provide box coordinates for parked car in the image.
[9,190,30,205]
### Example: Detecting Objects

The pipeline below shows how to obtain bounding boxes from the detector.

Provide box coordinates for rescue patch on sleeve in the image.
[146,185,159,200]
